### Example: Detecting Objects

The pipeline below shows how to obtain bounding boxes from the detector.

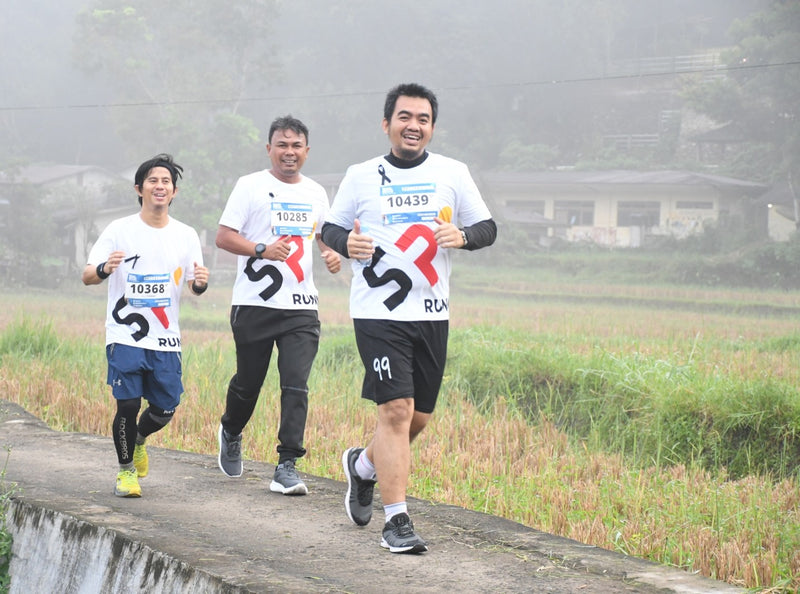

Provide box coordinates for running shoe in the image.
[269,460,308,495]
[218,424,243,477]
[133,443,148,478]
[114,468,142,498]
[342,447,376,526]
[381,513,428,553]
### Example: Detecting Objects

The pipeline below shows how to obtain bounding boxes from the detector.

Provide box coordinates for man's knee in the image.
[145,405,175,429]
[228,375,261,401]
[116,398,141,416]
[378,398,415,428]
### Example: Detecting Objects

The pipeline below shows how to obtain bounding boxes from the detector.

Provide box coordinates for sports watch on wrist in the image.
[254,243,266,259]
[459,230,468,248]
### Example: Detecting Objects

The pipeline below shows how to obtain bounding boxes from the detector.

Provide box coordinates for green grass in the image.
[0,448,15,593]
[1,276,799,591]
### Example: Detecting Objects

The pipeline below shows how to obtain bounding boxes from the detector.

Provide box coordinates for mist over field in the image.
[1,0,783,172]
[1,0,798,284]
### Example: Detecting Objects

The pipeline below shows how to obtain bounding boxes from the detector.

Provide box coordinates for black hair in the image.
[268,115,310,145]
[383,83,438,124]
[134,153,184,206]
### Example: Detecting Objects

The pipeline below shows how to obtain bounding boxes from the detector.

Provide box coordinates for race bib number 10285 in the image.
[271,201,315,237]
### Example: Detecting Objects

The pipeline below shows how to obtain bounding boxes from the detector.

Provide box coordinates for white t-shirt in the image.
[218,170,330,310]
[326,152,492,321]
[87,213,204,351]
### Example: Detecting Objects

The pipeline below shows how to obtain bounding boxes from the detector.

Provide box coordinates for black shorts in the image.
[353,318,449,414]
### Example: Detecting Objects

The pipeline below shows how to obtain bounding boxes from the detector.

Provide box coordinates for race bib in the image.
[271,201,315,236]
[380,183,438,224]
[125,273,171,308]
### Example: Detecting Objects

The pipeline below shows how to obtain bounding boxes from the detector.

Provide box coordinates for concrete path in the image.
[0,400,742,593]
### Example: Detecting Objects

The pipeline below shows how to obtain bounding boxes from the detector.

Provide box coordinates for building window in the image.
[617,201,660,227]
[554,200,594,225]
[676,201,713,210]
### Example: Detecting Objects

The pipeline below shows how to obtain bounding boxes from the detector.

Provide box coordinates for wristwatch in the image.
[460,230,468,248]
[254,243,266,259]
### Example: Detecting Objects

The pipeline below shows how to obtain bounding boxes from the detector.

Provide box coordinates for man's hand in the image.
[433,216,465,248]
[264,237,293,262]
[192,262,209,287]
[321,250,341,274]
[347,219,374,261]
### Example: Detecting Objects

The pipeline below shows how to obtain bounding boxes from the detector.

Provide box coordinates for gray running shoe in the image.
[381,513,428,554]
[218,424,243,478]
[342,447,376,526]
[270,460,308,495]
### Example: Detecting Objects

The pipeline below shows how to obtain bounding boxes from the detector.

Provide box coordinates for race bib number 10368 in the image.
[125,273,171,308]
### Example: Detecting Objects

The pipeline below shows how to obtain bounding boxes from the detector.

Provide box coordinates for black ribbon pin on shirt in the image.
[378,164,391,185]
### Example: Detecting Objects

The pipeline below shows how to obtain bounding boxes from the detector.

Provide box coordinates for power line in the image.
[1,60,798,113]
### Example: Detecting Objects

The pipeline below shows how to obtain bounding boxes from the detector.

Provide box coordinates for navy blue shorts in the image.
[106,343,183,411]
[353,319,448,414]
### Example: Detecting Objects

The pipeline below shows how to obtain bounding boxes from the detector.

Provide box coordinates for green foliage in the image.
[446,327,800,480]
[0,183,58,288]
[0,317,61,359]
[496,140,558,171]
[72,0,279,233]
[172,113,265,233]
[0,448,16,593]
[681,1,800,182]
[493,226,800,290]
[662,235,800,289]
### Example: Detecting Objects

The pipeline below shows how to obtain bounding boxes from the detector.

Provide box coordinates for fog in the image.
[3,0,773,175]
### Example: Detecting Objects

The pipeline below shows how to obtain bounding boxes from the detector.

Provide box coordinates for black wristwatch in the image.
[254,243,266,259]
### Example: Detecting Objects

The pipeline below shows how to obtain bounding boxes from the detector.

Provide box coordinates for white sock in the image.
[355,450,376,481]
[384,502,407,523]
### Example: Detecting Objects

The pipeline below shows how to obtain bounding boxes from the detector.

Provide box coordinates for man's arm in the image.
[216,224,292,261]
[320,222,351,258]
[461,219,497,251]
[216,224,257,256]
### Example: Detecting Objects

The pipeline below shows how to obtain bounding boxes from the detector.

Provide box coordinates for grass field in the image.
[1,261,799,592]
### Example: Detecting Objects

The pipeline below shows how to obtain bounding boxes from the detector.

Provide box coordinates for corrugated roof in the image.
[479,169,767,189]
[0,164,125,185]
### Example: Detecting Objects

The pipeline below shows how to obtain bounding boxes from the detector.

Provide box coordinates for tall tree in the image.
[72,0,280,231]
[681,1,800,189]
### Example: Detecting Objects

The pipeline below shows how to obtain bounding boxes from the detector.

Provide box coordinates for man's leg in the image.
[367,400,432,504]
[218,337,273,477]
[112,397,142,498]
[269,322,318,495]
[371,398,414,505]
[370,399,431,553]
[274,322,318,462]
[221,338,273,434]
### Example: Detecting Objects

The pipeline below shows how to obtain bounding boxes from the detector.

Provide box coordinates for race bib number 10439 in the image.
[380,183,438,224]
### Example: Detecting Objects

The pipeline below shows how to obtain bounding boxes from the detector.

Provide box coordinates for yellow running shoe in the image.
[114,468,142,498]
[133,443,149,478]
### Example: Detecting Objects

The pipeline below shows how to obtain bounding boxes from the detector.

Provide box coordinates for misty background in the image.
[1,0,799,284]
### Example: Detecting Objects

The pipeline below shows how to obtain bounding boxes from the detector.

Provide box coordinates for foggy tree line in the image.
[1,0,798,277]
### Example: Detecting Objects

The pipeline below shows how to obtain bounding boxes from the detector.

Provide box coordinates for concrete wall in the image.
[7,500,243,594]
